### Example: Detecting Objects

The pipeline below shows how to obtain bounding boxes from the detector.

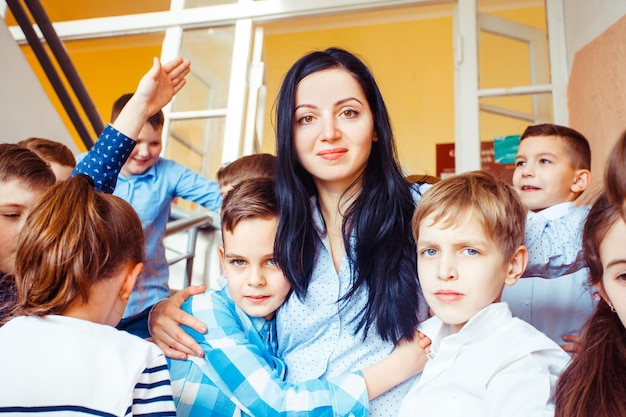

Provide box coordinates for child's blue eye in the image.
[463,248,479,256]
[422,248,438,257]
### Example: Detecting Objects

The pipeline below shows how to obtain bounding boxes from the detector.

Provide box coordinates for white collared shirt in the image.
[398,303,571,417]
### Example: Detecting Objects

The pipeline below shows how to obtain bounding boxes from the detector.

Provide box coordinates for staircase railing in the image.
[6,0,102,148]
[165,206,218,289]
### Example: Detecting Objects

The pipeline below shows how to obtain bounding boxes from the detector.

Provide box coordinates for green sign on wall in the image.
[494,134,521,164]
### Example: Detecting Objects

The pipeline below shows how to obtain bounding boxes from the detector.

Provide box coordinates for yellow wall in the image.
[262,6,545,176]
[20,34,163,151]
[19,5,545,170]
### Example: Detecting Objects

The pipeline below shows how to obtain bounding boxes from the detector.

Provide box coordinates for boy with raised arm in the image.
[78,86,222,339]
[1,56,190,324]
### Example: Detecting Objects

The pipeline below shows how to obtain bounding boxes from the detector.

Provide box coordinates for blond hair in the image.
[412,170,527,262]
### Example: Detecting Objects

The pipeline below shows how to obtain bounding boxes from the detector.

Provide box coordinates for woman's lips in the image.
[318,148,347,160]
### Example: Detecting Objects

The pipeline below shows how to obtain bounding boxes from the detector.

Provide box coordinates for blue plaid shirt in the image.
[168,287,369,417]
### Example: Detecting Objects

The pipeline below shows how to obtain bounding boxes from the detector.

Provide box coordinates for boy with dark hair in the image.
[503,123,595,352]
[168,177,428,416]
[96,92,222,339]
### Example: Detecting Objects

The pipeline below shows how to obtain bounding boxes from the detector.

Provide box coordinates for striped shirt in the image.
[168,286,369,416]
[0,315,176,416]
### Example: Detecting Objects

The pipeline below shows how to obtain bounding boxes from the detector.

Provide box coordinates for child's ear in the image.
[571,169,591,194]
[218,245,227,279]
[120,262,143,300]
[504,245,528,287]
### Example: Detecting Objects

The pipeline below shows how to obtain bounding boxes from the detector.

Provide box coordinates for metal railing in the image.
[165,206,218,288]
[6,0,102,148]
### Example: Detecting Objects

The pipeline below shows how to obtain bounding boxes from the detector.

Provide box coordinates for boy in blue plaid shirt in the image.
[167,177,427,416]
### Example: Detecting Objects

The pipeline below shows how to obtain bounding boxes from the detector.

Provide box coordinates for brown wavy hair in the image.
[0,143,55,190]
[14,175,144,317]
[17,137,76,168]
[555,193,626,417]
[605,129,626,211]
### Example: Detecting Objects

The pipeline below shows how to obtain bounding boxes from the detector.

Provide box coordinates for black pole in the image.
[6,0,95,148]
[25,0,105,138]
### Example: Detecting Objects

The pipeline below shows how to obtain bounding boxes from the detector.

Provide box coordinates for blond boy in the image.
[399,171,570,417]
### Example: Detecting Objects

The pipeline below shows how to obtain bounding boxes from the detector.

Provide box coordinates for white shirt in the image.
[0,315,176,416]
[398,303,571,417]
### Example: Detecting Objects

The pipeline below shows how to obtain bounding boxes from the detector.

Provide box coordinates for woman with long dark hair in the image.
[271,47,427,415]
[149,48,589,416]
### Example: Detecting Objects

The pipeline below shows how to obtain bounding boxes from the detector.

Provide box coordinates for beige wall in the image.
[0,19,73,148]
[568,14,626,200]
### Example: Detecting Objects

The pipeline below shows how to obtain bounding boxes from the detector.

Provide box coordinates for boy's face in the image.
[219,216,290,320]
[598,217,626,329]
[512,136,583,212]
[0,179,46,275]
[121,123,162,177]
[417,212,526,334]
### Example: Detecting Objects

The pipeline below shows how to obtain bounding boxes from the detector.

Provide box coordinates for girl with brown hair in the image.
[0,175,176,416]
[555,131,626,417]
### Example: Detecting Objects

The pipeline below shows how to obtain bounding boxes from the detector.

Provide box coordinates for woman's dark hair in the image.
[555,193,626,417]
[273,47,421,343]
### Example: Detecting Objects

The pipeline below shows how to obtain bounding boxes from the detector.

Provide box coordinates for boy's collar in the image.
[120,158,159,180]
[537,201,575,220]
[419,302,512,356]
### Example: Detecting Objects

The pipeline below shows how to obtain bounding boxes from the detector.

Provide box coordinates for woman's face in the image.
[598,216,626,328]
[293,68,375,192]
